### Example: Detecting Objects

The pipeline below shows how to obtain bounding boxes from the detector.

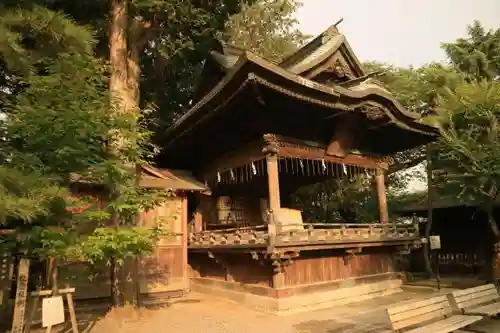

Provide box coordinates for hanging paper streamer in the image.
[217,171,221,183]
[251,162,257,175]
[342,163,347,175]
[364,169,370,177]
[230,169,235,180]
[322,159,327,171]
[299,159,304,169]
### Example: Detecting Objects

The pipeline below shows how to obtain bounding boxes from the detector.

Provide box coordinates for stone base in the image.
[190,277,403,315]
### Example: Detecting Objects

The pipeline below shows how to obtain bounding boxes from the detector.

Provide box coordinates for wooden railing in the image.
[188,222,419,248]
[189,225,269,247]
[432,251,486,275]
[276,222,418,245]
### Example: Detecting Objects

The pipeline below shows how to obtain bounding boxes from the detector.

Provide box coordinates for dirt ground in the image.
[27,288,500,333]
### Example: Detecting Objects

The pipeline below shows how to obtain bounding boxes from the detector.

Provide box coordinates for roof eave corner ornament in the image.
[323,18,344,42]
[262,133,279,155]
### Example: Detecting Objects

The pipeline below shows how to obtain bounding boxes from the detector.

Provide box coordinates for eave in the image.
[165,51,437,148]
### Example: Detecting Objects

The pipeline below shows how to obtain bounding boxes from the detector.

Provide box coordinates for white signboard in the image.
[42,296,65,327]
[429,235,442,250]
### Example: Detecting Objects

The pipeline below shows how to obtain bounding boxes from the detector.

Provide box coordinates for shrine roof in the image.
[160,22,437,170]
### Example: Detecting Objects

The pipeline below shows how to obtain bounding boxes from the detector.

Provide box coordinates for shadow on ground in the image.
[294,320,354,333]
[294,319,390,333]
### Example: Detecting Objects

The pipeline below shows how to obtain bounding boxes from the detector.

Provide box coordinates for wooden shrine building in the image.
[159,24,437,312]
[397,195,498,282]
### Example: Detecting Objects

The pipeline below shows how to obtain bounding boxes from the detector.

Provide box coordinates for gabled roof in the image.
[279,24,365,79]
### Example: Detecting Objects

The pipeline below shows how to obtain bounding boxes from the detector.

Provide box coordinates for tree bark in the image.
[109,0,128,307]
[109,0,129,116]
[110,257,121,307]
[123,17,151,307]
[127,17,146,113]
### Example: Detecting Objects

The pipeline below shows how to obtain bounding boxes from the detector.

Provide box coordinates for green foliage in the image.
[442,21,500,81]
[364,62,465,115]
[429,81,500,204]
[420,22,500,216]
[293,175,378,223]
[0,167,65,224]
[5,54,112,178]
[220,0,310,62]
[0,3,94,74]
[77,226,163,265]
[0,3,168,264]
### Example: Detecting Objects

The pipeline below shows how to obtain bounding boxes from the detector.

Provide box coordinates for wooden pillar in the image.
[263,134,281,254]
[263,134,281,214]
[181,196,189,290]
[375,168,389,224]
[266,154,281,212]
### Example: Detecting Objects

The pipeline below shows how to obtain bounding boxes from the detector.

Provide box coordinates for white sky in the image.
[295,0,500,67]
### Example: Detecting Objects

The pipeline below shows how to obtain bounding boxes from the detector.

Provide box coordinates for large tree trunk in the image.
[122,17,151,307]
[485,199,500,283]
[109,0,129,307]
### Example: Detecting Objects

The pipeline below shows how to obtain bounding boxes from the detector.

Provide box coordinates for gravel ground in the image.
[84,290,430,333]
[35,289,500,333]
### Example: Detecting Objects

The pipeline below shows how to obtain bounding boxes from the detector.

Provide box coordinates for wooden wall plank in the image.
[283,251,394,287]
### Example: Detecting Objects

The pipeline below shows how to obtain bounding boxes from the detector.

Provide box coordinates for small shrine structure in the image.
[397,195,496,282]
[159,23,437,312]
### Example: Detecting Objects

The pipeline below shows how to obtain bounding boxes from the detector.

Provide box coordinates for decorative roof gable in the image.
[280,24,365,84]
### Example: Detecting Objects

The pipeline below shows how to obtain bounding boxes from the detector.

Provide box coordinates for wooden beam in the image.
[325,115,358,157]
[375,168,389,223]
[272,134,388,169]
[280,144,388,170]
[199,142,264,180]
[200,133,389,184]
